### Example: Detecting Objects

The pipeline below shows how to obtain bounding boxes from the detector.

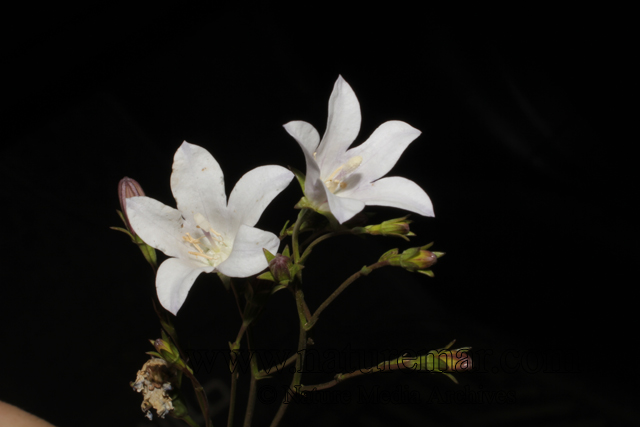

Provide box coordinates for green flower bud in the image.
[386,243,441,275]
[152,336,187,370]
[418,347,472,373]
[362,216,415,240]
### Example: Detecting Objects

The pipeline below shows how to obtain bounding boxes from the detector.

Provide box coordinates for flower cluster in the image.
[119,76,464,427]
[123,76,434,316]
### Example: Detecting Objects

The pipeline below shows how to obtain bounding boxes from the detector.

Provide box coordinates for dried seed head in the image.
[131,358,176,420]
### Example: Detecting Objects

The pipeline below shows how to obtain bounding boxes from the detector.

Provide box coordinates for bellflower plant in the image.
[117,77,469,427]
[126,142,294,315]
[284,75,434,224]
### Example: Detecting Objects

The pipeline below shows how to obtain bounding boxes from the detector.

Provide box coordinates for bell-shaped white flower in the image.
[126,142,294,315]
[284,76,434,224]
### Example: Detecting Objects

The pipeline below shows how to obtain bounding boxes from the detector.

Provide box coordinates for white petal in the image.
[341,120,422,185]
[315,76,361,172]
[170,142,229,233]
[323,185,366,224]
[227,165,294,231]
[126,196,186,259]
[348,176,434,217]
[156,258,214,315]
[217,225,279,277]
[286,125,325,205]
[283,120,320,155]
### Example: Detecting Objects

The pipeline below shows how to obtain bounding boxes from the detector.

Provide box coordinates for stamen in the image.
[323,156,362,193]
[188,251,215,260]
[183,214,230,265]
[325,165,344,183]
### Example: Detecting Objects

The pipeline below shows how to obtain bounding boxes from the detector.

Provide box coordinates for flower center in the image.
[324,156,362,193]
[182,213,230,266]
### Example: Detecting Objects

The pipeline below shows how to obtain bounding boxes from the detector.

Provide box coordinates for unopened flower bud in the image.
[259,246,302,289]
[362,216,415,241]
[151,337,184,368]
[385,243,443,276]
[269,254,292,284]
[118,177,145,235]
[419,347,472,373]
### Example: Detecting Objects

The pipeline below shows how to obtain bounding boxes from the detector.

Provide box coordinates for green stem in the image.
[243,375,257,427]
[243,327,259,427]
[299,230,354,264]
[305,260,390,330]
[256,353,298,379]
[227,368,238,427]
[183,369,213,427]
[269,289,308,427]
[180,414,203,427]
[234,321,250,347]
[292,209,309,264]
[299,357,409,392]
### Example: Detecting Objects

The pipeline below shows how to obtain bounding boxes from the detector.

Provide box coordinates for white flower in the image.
[126,142,293,315]
[284,76,434,224]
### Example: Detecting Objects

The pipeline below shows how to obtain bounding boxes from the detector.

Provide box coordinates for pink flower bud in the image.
[118,177,145,235]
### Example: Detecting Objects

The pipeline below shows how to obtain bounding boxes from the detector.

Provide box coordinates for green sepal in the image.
[270,284,288,295]
[418,269,434,277]
[145,351,163,358]
[116,209,127,225]
[152,299,179,345]
[110,226,134,239]
[133,234,157,269]
[217,272,232,291]
[432,252,445,258]
[279,220,290,238]
[282,245,291,258]
[442,373,459,384]
[289,166,306,192]
[161,329,171,345]
[422,242,434,250]
[263,248,276,263]
[294,196,316,210]
[379,248,399,262]
[257,271,275,282]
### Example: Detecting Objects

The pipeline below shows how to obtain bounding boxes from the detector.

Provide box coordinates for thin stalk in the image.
[299,230,354,264]
[243,375,257,427]
[227,368,238,427]
[180,414,203,427]
[305,260,390,330]
[243,327,259,427]
[269,289,308,427]
[182,369,213,427]
[256,353,298,379]
[299,357,410,392]
[292,209,309,263]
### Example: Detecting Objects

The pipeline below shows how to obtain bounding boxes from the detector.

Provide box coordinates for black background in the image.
[1,4,635,427]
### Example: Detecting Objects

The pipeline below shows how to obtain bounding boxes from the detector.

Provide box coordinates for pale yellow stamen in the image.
[182,233,205,253]
[324,156,362,193]
[188,251,215,260]
[182,213,232,266]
